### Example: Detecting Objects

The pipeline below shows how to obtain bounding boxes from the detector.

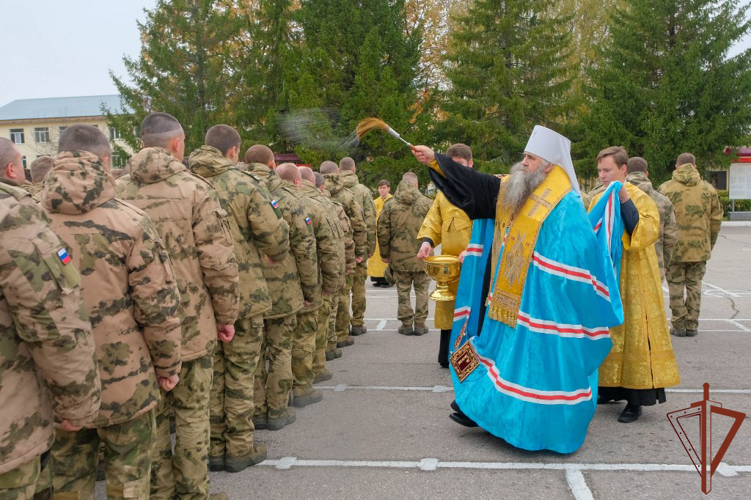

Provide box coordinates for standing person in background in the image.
[118,113,240,499]
[417,144,474,368]
[368,180,393,287]
[660,153,723,337]
[378,172,433,335]
[625,157,678,281]
[339,157,377,337]
[189,125,290,473]
[26,156,54,197]
[41,125,183,498]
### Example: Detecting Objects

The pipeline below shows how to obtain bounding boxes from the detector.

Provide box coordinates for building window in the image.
[109,127,122,140]
[21,156,27,168]
[34,127,50,143]
[59,126,67,136]
[10,129,24,144]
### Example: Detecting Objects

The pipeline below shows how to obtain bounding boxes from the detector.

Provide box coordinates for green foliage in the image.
[716,190,751,214]
[579,0,751,180]
[439,0,574,165]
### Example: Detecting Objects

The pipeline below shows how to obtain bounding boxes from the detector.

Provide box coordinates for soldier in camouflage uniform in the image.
[659,153,723,337]
[38,125,182,499]
[0,141,101,500]
[626,157,678,280]
[244,146,318,431]
[320,162,366,349]
[279,165,344,399]
[339,157,377,337]
[0,138,29,191]
[118,113,240,499]
[377,173,433,335]
[583,182,605,210]
[24,156,54,198]
[189,125,290,473]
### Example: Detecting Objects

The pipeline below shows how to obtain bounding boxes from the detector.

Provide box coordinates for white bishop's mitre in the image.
[524,125,581,195]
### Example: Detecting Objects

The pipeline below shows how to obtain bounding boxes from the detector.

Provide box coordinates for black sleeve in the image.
[428,153,501,220]
[621,200,639,235]
[422,237,435,246]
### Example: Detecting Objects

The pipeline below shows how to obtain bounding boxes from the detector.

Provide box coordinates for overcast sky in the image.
[2,0,751,108]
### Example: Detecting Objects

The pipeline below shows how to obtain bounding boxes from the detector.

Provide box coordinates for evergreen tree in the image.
[108,0,242,154]
[580,0,751,181]
[440,0,574,166]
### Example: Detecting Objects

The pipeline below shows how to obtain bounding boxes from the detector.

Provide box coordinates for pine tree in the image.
[580,0,751,181]
[439,0,574,167]
[108,0,242,154]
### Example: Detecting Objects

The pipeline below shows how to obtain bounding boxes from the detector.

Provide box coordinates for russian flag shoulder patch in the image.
[271,199,279,209]
[57,248,71,265]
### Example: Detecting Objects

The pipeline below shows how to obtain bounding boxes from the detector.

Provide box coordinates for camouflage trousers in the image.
[50,410,156,500]
[151,355,213,500]
[393,270,431,327]
[254,314,297,418]
[0,455,45,500]
[292,309,320,397]
[210,314,264,460]
[667,261,707,331]
[314,294,334,373]
[351,261,368,327]
[327,291,339,351]
[335,274,355,343]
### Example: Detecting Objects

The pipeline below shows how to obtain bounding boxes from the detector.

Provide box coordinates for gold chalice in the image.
[423,255,461,302]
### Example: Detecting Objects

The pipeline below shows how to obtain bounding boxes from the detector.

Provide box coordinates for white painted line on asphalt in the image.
[730,320,751,332]
[702,281,741,298]
[364,318,751,323]
[566,468,594,500]
[314,385,751,394]
[258,458,750,477]
[375,319,387,331]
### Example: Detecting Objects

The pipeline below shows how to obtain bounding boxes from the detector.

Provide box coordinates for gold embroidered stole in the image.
[488,166,571,327]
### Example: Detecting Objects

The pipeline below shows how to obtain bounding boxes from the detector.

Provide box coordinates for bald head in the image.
[244,145,275,167]
[339,157,356,172]
[314,172,325,188]
[299,166,314,182]
[30,156,54,183]
[276,163,301,183]
[141,112,184,148]
[59,125,111,161]
[205,125,241,157]
[627,157,648,174]
[402,171,418,187]
[319,161,339,175]
[0,138,24,182]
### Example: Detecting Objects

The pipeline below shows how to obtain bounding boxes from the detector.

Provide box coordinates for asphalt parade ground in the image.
[203,225,750,499]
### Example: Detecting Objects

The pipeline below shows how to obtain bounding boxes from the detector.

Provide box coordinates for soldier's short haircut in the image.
[676,152,696,166]
[314,172,326,187]
[205,125,241,156]
[244,144,274,166]
[141,112,183,147]
[59,125,112,159]
[319,161,339,174]
[627,156,648,174]
[0,138,20,171]
[446,143,472,161]
[299,166,315,182]
[339,157,356,171]
[402,171,418,186]
[378,179,390,187]
[276,163,300,182]
[30,156,54,183]
[596,146,628,168]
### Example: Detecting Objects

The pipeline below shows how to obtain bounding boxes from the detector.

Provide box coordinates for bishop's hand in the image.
[411,145,435,165]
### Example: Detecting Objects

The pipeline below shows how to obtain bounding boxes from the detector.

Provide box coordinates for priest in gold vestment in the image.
[368,180,393,286]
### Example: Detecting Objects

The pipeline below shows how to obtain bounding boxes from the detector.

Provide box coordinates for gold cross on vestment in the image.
[527,188,554,217]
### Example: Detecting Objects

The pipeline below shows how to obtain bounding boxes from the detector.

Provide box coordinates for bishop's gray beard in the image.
[500,163,548,216]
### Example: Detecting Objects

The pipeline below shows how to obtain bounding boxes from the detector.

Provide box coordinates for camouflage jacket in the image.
[659,164,723,262]
[246,163,317,317]
[297,180,345,297]
[323,187,356,275]
[627,172,679,274]
[40,151,182,427]
[324,173,366,260]
[378,180,433,273]
[118,148,240,361]
[0,182,100,474]
[189,147,289,319]
[23,182,44,198]
[340,171,377,258]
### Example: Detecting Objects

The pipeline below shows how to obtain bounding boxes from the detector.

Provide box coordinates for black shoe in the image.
[686,329,698,337]
[597,395,614,405]
[618,404,642,423]
[372,281,382,287]
[350,325,367,336]
[449,411,478,428]
[439,362,449,369]
[450,400,460,412]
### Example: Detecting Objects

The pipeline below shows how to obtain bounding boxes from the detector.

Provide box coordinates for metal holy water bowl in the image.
[422,255,461,302]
